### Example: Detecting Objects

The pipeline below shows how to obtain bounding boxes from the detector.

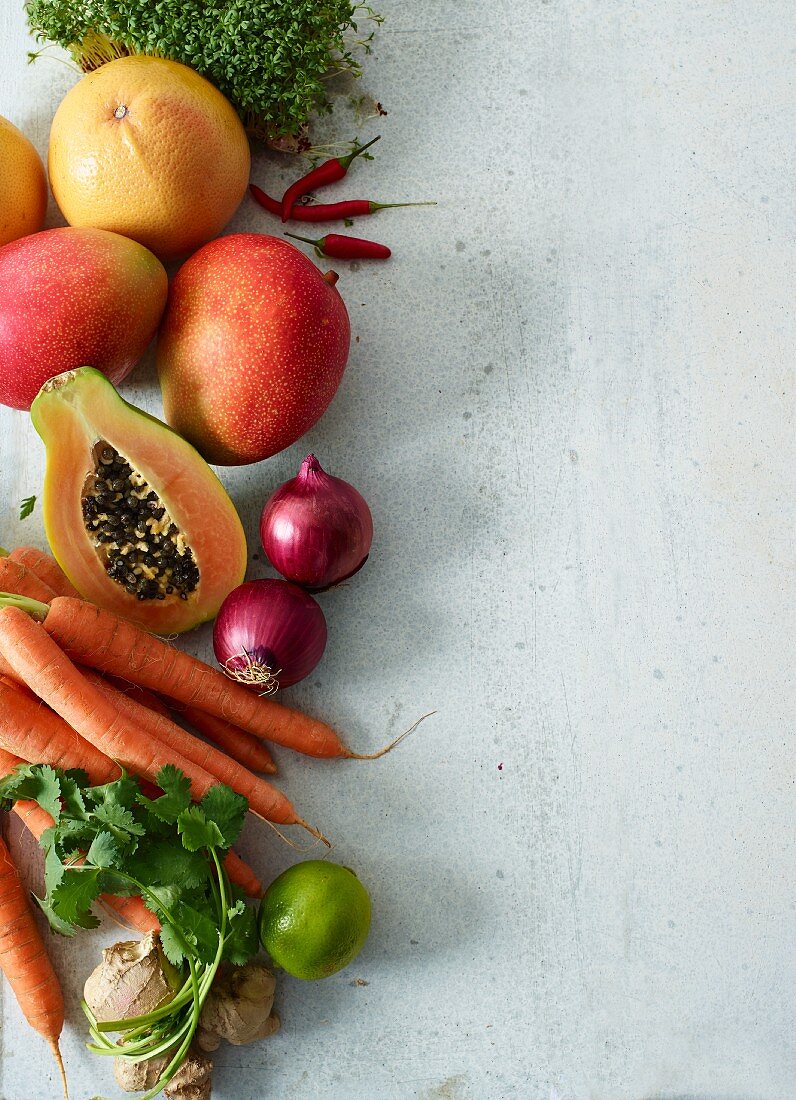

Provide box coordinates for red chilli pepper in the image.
[280,136,381,222]
[250,184,434,224]
[285,232,391,261]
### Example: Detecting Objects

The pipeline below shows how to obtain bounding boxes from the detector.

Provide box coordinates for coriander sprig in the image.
[0,764,258,1100]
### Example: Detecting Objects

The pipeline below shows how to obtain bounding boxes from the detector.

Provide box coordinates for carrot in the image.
[175,705,277,775]
[0,745,159,936]
[0,613,262,896]
[104,674,172,718]
[0,675,119,784]
[3,636,277,772]
[222,849,264,899]
[86,670,318,834]
[43,597,350,757]
[105,674,277,773]
[8,547,79,599]
[0,653,39,700]
[0,607,222,797]
[0,557,56,604]
[0,834,68,1097]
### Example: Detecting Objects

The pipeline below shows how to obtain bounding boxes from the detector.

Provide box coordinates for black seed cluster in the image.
[82,442,199,602]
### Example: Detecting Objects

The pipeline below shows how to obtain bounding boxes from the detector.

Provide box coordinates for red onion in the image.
[260,454,374,591]
[213,579,327,691]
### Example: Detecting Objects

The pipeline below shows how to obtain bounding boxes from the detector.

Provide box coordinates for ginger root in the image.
[197,962,280,1052]
[114,1043,212,1099]
[84,932,182,1023]
[114,1050,167,1091]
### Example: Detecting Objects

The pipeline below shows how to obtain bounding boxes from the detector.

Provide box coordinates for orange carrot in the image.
[86,670,314,832]
[0,654,39,701]
[0,613,262,895]
[104,674,172,718]
[8,547,79,599]
[0,675,119,784]
[174,705,277,775]
[0,834,68,1097]
[0,558,56,604]
[112,678,277,773]
[222,849,263,899]
[99,894,161,934]
[0,745,158,936]
[0,607,222,798]
[43,597,348,757]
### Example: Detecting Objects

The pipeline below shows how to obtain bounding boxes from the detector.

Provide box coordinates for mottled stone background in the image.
[0,1,793,1097]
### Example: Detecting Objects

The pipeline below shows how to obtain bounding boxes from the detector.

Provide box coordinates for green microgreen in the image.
[0,764,259,1100]
[25,1,382,140]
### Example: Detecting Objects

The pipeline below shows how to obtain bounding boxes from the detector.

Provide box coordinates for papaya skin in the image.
[31,368,247,634]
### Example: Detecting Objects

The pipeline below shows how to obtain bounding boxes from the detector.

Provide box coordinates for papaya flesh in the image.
[31,367,247,634]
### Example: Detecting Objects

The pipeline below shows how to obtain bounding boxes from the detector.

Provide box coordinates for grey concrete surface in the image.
[0,1,794,1098]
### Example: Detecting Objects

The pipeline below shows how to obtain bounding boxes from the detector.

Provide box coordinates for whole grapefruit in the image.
[157,235,351,465]
[48,57,250,260]
[0,227,167,410]
[0,115,47,246]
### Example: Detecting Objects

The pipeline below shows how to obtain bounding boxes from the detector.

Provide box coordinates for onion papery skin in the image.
[260,454,373,591]
[213,579,327,690]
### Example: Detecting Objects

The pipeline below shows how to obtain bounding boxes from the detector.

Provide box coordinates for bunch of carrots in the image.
[0,545,410,1095]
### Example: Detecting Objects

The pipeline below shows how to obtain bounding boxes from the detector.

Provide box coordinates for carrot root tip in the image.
[261,816,331,852]
[343,711,436,760]
[50,1039,69,1100]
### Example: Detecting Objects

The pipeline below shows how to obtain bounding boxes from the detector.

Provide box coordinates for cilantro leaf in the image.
[43,838,66,894]
[19,494,36,520]
[144,884,182,916]
[177,807,224,852]
[87,831,119,869]
[98,870,139,898]
[87,774,139,813]
[35,892,79,937]
[29,765,63,820]
[200,784,247,849]
[224,900,258,966]
[59,773,88,819]
[127,840,209,890]
[51,868,103,929]
[159,922,193,967]
[92,800,145,838]
[139,766,192,824]
[0,764,62,821]
[54,817,96,854]
[173,902,221,966]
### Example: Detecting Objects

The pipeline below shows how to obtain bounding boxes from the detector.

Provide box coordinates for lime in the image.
[258,860,372,980]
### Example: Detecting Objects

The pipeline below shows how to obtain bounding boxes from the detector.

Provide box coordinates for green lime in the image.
[258,860,372,980]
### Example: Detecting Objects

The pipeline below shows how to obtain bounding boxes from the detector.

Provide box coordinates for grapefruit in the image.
[0,115,47,246]
[48,57,250,260]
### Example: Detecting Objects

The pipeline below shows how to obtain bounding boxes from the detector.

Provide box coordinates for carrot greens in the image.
[0,763,258,1100]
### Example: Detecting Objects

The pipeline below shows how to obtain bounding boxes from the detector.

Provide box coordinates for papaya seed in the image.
[83,441,200,604]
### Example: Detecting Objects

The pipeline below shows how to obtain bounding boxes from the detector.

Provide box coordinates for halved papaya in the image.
[31,367,247,634]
